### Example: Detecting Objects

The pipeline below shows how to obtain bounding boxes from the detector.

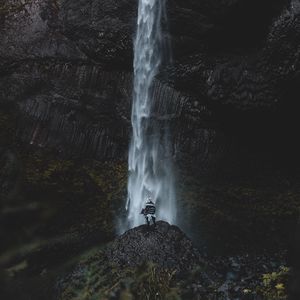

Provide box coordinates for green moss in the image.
[20,149,128,240]
[59,253,179,300]
[257,266,290,300]
[58,247,291,300]
[25,155,75,187]
[178,171,300,251]
[84,161,127,198]
[0,1,34,17]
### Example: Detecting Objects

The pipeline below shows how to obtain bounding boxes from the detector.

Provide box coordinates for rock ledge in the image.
[107,221,203,272]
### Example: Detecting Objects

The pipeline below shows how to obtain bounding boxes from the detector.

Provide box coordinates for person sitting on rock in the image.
[141,197,156,226]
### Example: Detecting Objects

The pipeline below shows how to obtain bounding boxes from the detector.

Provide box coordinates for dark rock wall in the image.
[1,0,300,174]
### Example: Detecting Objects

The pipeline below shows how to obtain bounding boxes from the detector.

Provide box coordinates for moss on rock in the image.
[178,170,300,252]
[20,148,128,239]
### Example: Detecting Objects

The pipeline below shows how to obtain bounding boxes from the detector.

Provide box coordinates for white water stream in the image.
[125,0,176,229]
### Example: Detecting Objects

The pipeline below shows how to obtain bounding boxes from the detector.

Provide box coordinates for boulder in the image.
[107,221,204,272]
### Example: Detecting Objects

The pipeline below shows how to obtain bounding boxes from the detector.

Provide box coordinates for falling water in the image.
[125,0,176,229]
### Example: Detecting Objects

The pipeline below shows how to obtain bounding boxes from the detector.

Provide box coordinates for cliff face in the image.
[1,0,300,170]
[1,0,300,233]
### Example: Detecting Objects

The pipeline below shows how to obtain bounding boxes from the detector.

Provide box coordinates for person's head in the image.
[146,196,154,205]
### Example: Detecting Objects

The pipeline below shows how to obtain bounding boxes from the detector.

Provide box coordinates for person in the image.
[141,197,156,226]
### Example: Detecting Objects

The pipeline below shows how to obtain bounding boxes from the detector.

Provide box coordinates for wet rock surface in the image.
[57,223,289,300]
[107,221,203,272]
[56,222,211,300]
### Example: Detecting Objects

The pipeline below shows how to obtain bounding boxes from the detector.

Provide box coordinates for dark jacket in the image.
[144,203,156,215]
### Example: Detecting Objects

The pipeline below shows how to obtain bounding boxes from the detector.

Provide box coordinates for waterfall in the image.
[125,0,176,229]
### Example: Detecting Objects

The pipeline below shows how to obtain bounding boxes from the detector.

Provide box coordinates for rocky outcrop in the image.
[1,59,217,163]
[165,0,300,109]
[107,221,204,272]
[57,222,212,300]
[57,222,289,300]
[0,0,135,66]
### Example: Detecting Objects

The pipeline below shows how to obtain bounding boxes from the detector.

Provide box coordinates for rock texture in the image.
[0,1,300,299]
[107,221,203,272]
[1,0,299,169]
[57,222,212,300]
[57,223,288,300]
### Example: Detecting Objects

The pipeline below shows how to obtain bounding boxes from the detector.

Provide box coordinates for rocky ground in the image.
[57,222,289,300]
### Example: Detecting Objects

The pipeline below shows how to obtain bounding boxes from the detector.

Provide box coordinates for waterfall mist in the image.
[124,0,176,229]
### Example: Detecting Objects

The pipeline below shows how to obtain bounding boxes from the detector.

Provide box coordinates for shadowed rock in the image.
[107,221,204,272]
[56,222,288,300]
[1,0,300,176]
[56,221,214,300]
